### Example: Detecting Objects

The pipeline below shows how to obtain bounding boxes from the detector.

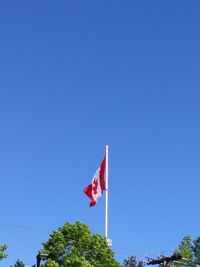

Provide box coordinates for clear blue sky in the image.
[0,1,200,266]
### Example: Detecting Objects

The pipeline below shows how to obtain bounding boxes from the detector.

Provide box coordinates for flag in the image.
[84,155,106,207]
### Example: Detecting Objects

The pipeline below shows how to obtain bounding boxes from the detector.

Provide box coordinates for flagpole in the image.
[105,145,109,239]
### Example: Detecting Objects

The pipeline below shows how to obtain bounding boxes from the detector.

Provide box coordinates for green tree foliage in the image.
[123,256,143,267]
[41,221,121,267]
[192,237,200,266]
[10,259,25,267]
[174,235,200,267]
[43,259,59,267]
[178,235,194,266]
[123,236,200,267]
[0,244,8,261]
[123,256,137,267]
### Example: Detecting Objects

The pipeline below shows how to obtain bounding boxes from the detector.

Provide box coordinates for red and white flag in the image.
[84,155,106,207]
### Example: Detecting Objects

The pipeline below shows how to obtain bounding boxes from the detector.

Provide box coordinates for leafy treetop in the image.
[41,221,121,267]
[0,244,8,261]
[10,259,25,267]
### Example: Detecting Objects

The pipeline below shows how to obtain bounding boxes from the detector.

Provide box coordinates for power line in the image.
[0,219,48,233]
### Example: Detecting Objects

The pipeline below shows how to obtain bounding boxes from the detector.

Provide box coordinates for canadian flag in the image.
[84,155,106,207]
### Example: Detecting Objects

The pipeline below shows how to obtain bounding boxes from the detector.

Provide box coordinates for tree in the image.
[173,235,199,267]
[192,237,200,266]
[40,221,121,267]
[177,235,194,266]
[123,256,143,267]
[43,259,59,267]
[0,244,8,261]
[10,259,25,267]
[123,256,137,267]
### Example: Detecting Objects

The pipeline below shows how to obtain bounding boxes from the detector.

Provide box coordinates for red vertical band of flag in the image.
[83,155,106,207]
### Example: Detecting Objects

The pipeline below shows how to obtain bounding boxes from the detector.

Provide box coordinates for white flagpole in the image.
[105,145,109,239]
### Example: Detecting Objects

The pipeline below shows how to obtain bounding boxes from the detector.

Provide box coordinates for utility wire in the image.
[0,219,49,238]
